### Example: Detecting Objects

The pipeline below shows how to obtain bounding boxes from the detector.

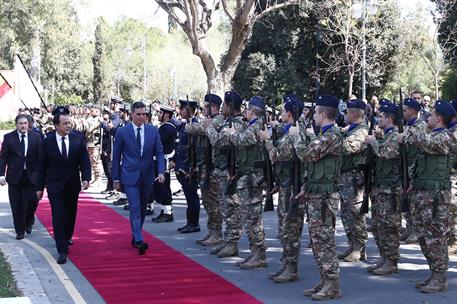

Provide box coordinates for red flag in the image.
[0,73,12,99]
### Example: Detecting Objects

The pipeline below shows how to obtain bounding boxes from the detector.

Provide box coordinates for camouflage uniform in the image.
[447,123,457,253]
[206,115,246,256]
[187,117,224,243]
[294,124,342,284]
[85,115,102,182]
[405,126,454,291]
[338,122,368,260]
[265,123,304,271]
[229,117,267,267]
[369,128,402,272]
[402,118,428,242]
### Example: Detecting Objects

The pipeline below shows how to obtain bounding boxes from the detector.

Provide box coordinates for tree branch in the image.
[255,0,299,21]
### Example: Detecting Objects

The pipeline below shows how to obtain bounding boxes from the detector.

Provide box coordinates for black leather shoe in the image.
[177,224,189,232]
[152,210,164,222]
[114,198,128,206]
[123,204,130,211]
[145,208,154,216]
[67,239,74,246]
[25,226,32,234]
[180,225,201,234]
[101,189,113,195]
[16,234,24,240]
[155,213,173,223]
[135,241,149,255]
[57,253,67,264]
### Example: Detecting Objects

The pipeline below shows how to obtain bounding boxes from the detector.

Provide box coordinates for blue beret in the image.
[434,100,456,118]
[224,91,243,107]
[204,93,222,106]
[449,100,457,113]
[248,96,265,110]
[379,98,393,107]
[380,103,399,114]
[403,98,421,111]
[52,106,70,116]
[178,99,198,107]
[283,94,304,117]
[347,99,366,111]
[316,95,339,109]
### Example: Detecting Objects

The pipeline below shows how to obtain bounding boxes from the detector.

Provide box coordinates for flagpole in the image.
[0,72,30,111]
[15,54,47,108]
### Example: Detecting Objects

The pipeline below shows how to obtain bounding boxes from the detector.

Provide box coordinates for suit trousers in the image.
[8,171,38,235]
[176,172,200,227]
[124,178,153,242]
[48,182,80,254]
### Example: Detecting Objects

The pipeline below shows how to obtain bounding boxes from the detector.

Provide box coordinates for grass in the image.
[0,250,21,298]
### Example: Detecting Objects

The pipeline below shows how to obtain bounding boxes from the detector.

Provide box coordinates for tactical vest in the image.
[195,134,208,165]
[236,141,264,176]
[406,143,419,165]
[341,124,368,172]
[414,153,451,190]
[373,157,400,186]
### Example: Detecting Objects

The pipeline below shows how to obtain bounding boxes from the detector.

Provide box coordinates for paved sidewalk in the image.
[0,174,456,303]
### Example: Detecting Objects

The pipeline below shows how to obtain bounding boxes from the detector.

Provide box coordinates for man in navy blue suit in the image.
[37,106,91,264]
[112,101,166,255]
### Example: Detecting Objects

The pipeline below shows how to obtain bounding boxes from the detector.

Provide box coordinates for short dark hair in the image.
[411,90,422,96]
[382,112,398,125]
[131,101,145,112]
[435,112,452,127]
[224,100,241,112]
[52,113,69,125]
[317,106,337,120]
[15,114,29,124]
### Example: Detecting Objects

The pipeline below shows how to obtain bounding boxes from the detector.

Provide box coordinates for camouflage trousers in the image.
[87,146,101,180]
[448,176,457,245]
[306,192,340,280]
[199,167,222,233]
[338,170,368,247]
[410,189,451,273]
[237,172,266,250]
[370,186,401,262]
[213,169,241,244]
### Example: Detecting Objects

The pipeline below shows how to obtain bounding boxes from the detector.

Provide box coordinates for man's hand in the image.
[365,135,376,144]
[158,173,165,184]
[82,181,89,190]
[293,189,305,202]
[0,176,6,186]
[397,133,406,144]
[113,181,121,191]
[259,129,271,140]
[269,120,279,127]
[36,191,43,200]
[168,161,175,171]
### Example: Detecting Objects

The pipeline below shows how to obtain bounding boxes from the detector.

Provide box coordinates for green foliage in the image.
[52,93,84,106]
[0,121,16,131]
[442,68,457,99]
[0,251,20,297]
[93,17,109,103]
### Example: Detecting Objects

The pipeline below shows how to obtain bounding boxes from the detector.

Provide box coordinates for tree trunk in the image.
[348,69,354,99]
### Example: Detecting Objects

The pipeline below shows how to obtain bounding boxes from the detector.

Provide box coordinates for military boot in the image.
[372,259,398,275]
[367,256,386,273]
[415,273,432,289]
[311,278,342,300]
[344,242,366,262]
[201,230,223,247]
[404,230,418,244]
[240,247,267,269]
[448,243,457,255]
[217,242,238,258]
[337,244,353,260]
[420,271,448,293]
[210,242,226,255]
[400,228,410,242]
[235,246,255,267]
[303,278,325,296]
[268,264,285,280]
[273,263,298,283]
[195,232,211,245]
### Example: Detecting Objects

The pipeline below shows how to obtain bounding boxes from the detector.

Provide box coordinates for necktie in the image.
[20,134,25,156]
[61,137,67,160]
[136,127,141,155]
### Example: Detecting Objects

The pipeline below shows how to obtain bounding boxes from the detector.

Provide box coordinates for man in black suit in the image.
[0,114,41,239]
[36,106,91,264]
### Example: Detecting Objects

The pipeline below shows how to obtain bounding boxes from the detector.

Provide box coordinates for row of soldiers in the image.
[175,91,456,301]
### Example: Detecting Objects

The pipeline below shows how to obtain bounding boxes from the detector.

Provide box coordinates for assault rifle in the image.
[225,96,237,196]
[360,111,375,214]
[203,98,213,190]
[287,106,301,218]
[398,89,410,212]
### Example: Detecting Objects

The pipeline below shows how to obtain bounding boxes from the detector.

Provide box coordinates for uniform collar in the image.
[248,117,258,126]
[448,121,457,129]
[432,127,445,132]
[321,123,334,135]
[383,127,394,135]
[406,117,417,126]
[282,123,293,134]
[347,123,360,133]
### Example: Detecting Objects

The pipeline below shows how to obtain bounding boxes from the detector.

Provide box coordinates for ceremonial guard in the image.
[447,100,457,255]
[85,105,102,185]
[338,99,369,262]
[186,93,224,246]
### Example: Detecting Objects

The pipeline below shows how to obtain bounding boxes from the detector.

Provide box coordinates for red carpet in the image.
[36,193,261,304]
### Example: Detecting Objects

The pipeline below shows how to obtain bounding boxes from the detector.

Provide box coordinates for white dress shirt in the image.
[132,123,145,156]
[56,132,69,158]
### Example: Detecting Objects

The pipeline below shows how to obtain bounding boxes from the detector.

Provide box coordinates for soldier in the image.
[364,101,402,276]
[223,96,267,269]
[448,100,457,255]
[292,95,342,300]
[152,105,177,223]
[186,93,224,246]
[85,106,102,185]
[399,98,428,244]
[337,99,369,262]
[204,92,246,258]
[100,108,114,194]
[398,101,456,293]
[259,95,304,282]
[174,100,201,233]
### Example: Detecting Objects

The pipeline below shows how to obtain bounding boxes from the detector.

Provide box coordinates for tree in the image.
[92,17,109,104]
[156,0,300,94]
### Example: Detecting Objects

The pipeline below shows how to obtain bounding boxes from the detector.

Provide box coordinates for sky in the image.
[73,0,435,34]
